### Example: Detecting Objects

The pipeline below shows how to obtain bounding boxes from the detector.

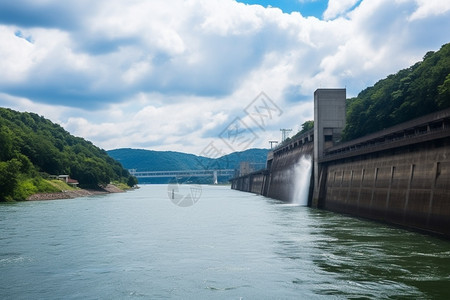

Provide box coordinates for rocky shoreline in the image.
[26,184,125,201]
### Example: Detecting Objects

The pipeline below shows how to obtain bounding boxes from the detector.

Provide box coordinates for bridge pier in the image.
[213,171,218,184]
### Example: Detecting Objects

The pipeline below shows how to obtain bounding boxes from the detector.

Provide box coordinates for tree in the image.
[437,73,450,109]
[0,107,132,195]
[300,120,314,133]
[127,176,138,187]
[0,127,14,161]
[342,42,450,141]
[0,159,21,201]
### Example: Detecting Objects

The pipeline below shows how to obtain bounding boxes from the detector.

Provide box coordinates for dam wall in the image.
[266,134,314,202]
[318,109,450,237]
[322,141,450,236]
[231,88,450,238]
[231,170,267,195]
[231,130,313,202]
[231,88,344,204]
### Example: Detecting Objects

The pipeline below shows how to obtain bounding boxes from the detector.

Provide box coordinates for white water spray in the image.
[292,155,312,206]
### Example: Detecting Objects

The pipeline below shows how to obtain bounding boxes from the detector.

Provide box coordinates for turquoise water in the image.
[1,185,449,299]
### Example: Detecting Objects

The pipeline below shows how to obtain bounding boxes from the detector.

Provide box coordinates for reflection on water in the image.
[1,185,449,299]
[308,212,450,299]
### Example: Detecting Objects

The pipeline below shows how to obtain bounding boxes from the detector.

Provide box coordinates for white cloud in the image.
[408,0,450,20]
[0,93,73,121]
[0,0,449,154]
[0,26,35,83]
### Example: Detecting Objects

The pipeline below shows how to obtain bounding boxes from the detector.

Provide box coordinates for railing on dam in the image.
[272,128,314,157]
[321,108,450,162]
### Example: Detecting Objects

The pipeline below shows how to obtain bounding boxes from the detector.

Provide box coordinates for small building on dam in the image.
[230,88,450,238]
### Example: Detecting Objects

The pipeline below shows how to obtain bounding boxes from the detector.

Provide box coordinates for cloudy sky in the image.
[1,0,449,157]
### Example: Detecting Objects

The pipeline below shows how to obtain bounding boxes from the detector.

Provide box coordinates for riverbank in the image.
[26,184,128,201]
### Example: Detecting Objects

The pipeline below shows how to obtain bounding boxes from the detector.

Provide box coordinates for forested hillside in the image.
[108,148,268,171]
[108,149,213,171]
[343,43,450,140]
[0,108,135,201]
[107,148,268,184]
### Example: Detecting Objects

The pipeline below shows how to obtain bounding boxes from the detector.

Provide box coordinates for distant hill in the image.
[0,107,135,201]
[343,42,450,141]
[107,148,269,183]
[107,148,269,171]
[107,149,211,171]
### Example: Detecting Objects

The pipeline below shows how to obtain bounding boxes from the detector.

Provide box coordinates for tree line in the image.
[283,43,449,148]
[0,108,137,201]
[342,42,450,141]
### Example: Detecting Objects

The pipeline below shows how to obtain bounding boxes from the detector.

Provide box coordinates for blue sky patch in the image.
[236,0,328,18]
[14,30,34,43]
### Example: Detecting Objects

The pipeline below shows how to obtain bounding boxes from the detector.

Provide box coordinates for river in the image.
[1,185,449,299]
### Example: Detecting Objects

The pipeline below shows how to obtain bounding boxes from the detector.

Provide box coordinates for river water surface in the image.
[1,185,449,299]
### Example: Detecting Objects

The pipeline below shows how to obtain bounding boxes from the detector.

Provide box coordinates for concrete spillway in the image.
[266,139,313,203]
[230,128,314,204]
[231,89,450,238]
[292,155,312,205]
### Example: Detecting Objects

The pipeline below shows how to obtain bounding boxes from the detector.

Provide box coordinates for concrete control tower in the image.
[312,88,346,206]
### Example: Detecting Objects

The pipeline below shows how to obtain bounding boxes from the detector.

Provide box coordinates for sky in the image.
[0,0,450,157]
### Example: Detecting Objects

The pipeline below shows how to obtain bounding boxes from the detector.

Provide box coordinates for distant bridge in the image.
[129,169,236,184]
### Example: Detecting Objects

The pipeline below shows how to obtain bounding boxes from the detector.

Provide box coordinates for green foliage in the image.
[0,127,14,161]
[12,178,67,201]
[0,159,21,201]
[47,179,77,191]
[437,73,450,108]
[32,178,61,193]
[107,148,269,184]
[107,148,269,172]
[277,120,314,148]
[300,120,314,133]
[112,181,132,190]
[12,178,39,201]
[0,107,131,200]
[127,176,138,187]
[342,43,450,141]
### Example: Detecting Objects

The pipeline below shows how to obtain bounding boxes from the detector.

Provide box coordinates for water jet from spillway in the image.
[291,155,312,206]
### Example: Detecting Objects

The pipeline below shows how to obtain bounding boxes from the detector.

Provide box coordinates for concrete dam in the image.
[230,89,450,238]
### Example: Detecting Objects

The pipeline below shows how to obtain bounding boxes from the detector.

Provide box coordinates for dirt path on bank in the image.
[27,184,124,201]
